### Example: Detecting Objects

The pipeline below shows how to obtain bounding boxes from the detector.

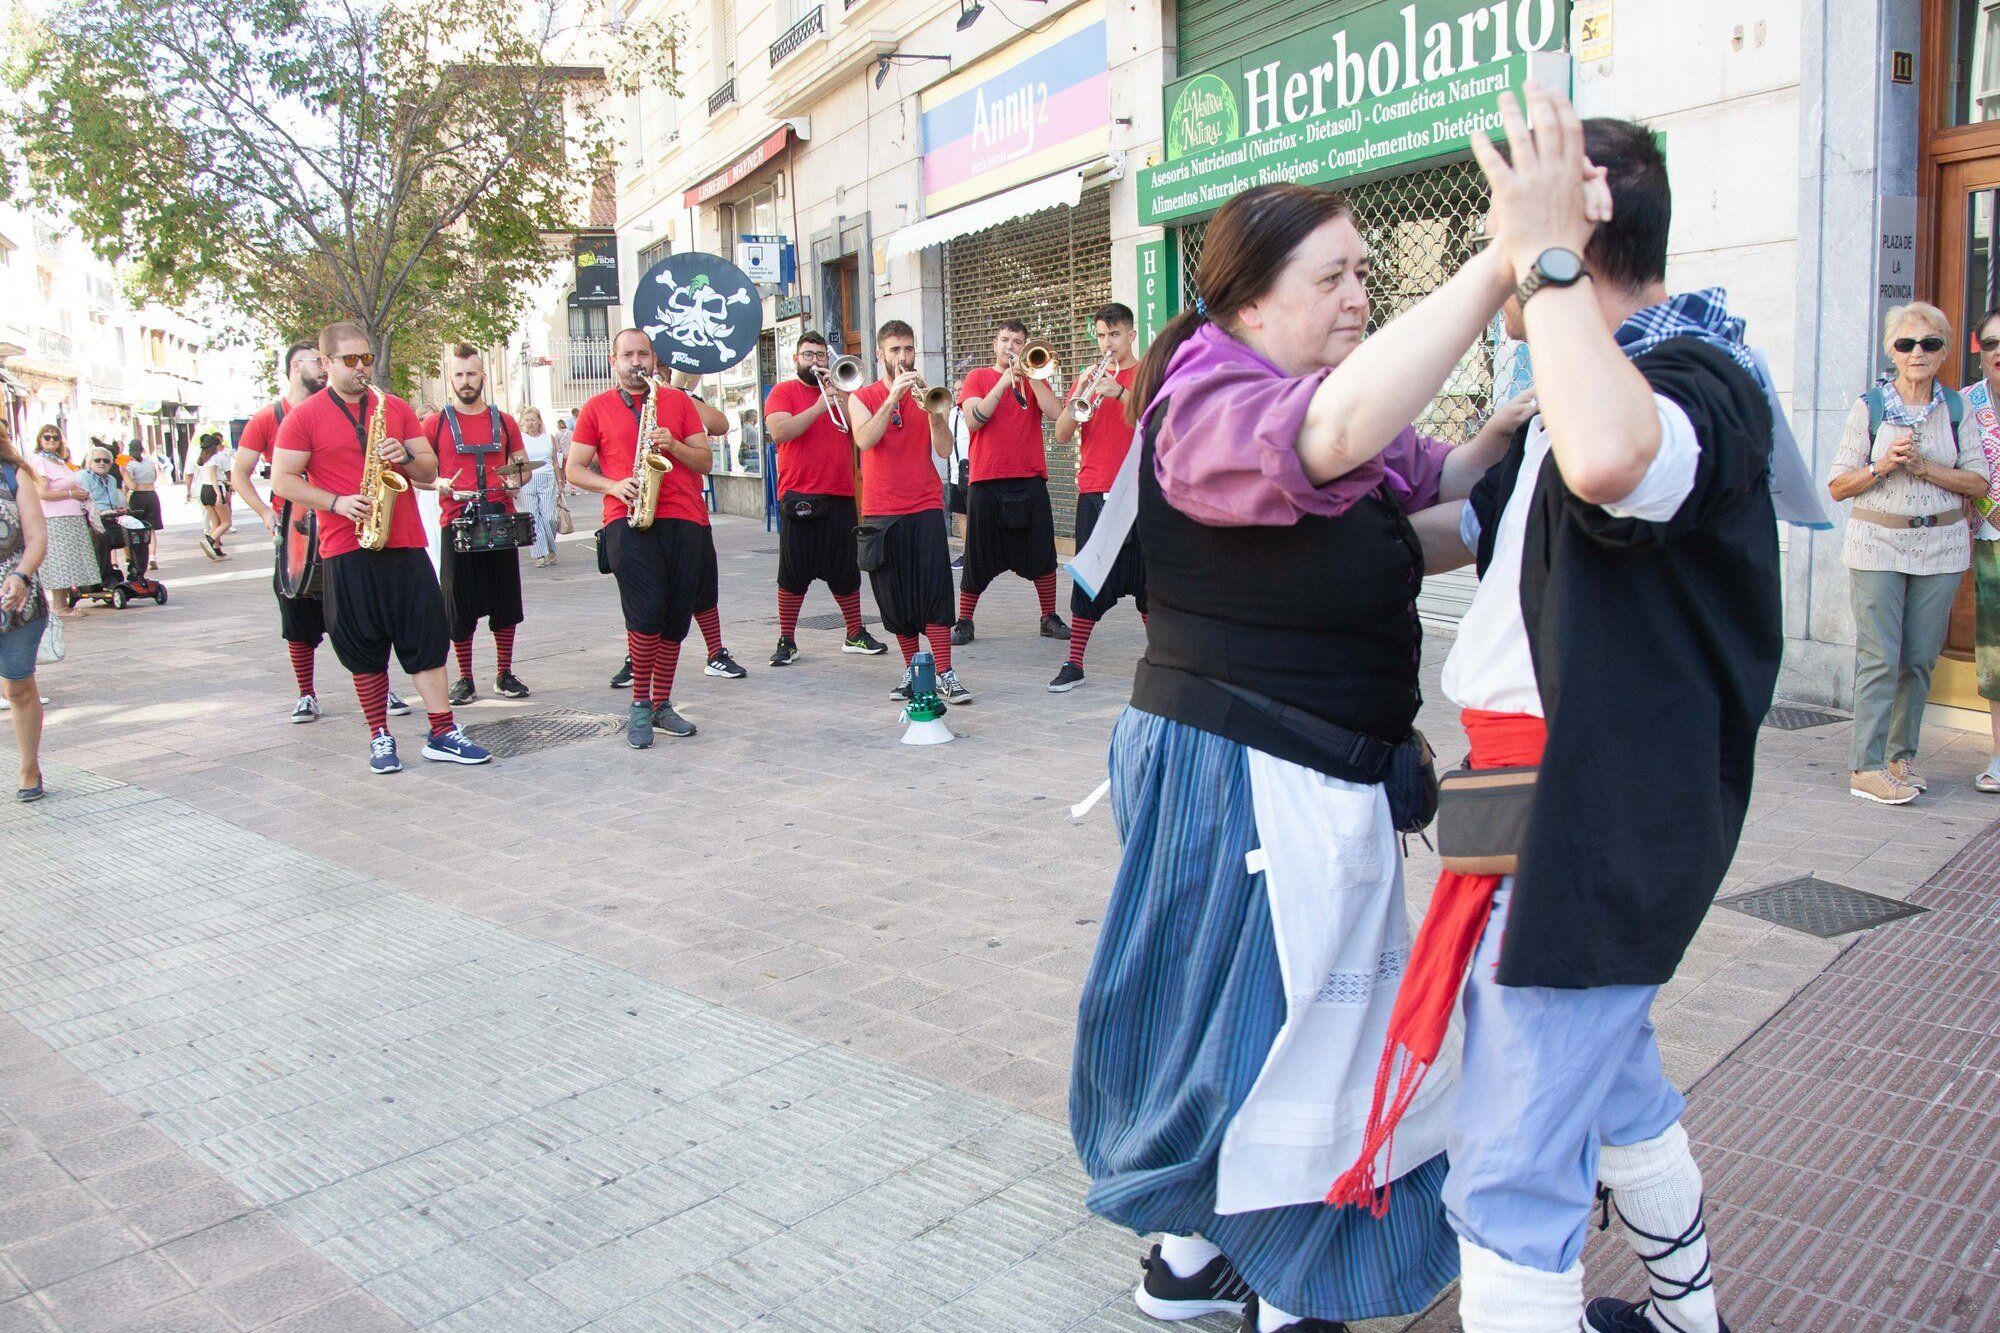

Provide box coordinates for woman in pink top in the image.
[26,426,98,617]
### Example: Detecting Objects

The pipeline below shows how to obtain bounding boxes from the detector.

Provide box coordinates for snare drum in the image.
[450,504,536,554]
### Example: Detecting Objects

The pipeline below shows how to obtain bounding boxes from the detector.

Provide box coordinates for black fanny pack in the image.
[1211,679,1437,834]
[855,515,901,572]
[784,492,832,521]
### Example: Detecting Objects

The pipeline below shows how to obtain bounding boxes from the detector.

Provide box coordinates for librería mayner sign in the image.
[1139,0,1570,225]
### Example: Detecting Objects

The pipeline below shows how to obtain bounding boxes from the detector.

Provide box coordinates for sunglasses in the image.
[1893,336,1946,353]
[1980,337,2000,353]
[334,353,377,368]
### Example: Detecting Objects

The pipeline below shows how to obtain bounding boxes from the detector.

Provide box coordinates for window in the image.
[712,0,736,85]
[1948,0,2000,126]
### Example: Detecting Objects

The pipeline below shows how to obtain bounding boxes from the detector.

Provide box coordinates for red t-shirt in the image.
[958,367,1047,482]
[1074,365,1140,494]
[424,406,526,523]
[765,377,856,497]
[273,388,427,558]
[854,381,942,517]
[570,384,710,527]
[238,401,288,461]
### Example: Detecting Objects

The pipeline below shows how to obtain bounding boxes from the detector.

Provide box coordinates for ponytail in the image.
[0,421,20,470]
[1128,309,1208,427]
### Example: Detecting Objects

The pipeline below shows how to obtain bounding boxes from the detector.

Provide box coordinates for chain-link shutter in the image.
[942,185,1112,539]
[1177,160,1499,445]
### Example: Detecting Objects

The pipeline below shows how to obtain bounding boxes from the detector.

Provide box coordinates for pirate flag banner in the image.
[632,251,764,376]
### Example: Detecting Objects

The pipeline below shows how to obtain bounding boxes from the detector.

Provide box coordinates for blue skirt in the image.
[1070,709,1458,1322]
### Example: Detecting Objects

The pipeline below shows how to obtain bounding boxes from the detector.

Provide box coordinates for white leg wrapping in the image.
[1458,1237,1584,1333]
[1258,1297,1303,1331]
[1157,1233,1223,1279]
[1597,1123,1720,1333]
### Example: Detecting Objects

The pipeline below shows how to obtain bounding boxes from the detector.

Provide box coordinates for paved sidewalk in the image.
[0,513,1992,1330]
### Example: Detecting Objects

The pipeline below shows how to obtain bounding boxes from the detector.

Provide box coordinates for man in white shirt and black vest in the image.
[1340,96,1780,1333]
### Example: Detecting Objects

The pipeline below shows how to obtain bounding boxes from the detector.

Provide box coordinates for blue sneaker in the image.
[369,734,401,775]
[421,727,492,765]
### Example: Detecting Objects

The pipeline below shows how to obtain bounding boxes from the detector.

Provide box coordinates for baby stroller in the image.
[70,512,167,610]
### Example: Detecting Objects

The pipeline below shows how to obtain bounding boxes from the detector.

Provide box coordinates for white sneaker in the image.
[290,694,320,724]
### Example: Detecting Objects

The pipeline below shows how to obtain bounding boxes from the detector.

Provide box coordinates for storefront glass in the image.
[1949,0,2000,127]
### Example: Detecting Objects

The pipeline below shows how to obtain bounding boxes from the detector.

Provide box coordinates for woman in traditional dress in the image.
[1068,181,1553,1332]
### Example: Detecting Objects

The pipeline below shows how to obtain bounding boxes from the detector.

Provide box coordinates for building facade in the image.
[604,0,1992,716]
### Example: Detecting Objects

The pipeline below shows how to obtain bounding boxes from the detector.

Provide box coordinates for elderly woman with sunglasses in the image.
[1829,302,1991,805]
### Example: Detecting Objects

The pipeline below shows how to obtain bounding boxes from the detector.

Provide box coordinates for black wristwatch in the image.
[1516,248,1589,305]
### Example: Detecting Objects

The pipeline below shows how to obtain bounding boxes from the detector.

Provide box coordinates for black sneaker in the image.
[1049,662,1084,692]
[771,636,801,667]
[386,690,411,717]
[448,676,475,706]
[1237,1295,1348,1332]
[1585,1299,1730,1333]
[843,629,887,655]
[950,618,975,646]
[889,666,914,701]
[625,701,653,749]
[1135,1244,1251,1322]
[650,701,696,737]
[705,648,747,679]
[610,657,633,689]
[1040,612,1069,639]
[937,670,973,705]
[495,672,530,699]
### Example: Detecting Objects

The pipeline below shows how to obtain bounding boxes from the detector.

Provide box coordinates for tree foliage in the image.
[7,0,677,391]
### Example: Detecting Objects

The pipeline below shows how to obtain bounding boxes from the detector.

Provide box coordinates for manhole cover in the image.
[461,708,625,758]
[1764,704,1848,730]
[794,612,880,631]
[1718,876,1927,938]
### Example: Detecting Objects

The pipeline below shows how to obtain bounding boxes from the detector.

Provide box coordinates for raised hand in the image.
[1468,83,1607,281]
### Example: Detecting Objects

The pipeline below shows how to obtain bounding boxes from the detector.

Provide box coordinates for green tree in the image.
[7,0,675,391]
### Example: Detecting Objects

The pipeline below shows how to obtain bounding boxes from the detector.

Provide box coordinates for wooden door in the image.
[1930,156,2000,681]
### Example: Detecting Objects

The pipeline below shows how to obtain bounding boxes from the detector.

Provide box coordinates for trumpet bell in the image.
[1021,342,1058,380]
[829,355,868,392]
[1071,399,1095,423]
[920,384,954,414]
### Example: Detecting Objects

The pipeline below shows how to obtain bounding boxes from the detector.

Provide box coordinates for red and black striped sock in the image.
[627,631,661,706]
[287,641,316,697]
[695,606,723,656]
[1067,617,1095,666]
[833,589,864,637]
[1034,573,1057,619]
[924,624,953,673]
[777,588,804,640]
[653,639,681,703]
[492,625,515,674]
[354,672,390,737]
[452,638,475,679]
[1141,611,1149,628]
[958,590,979,623]
[427,710,455,739]
[896,634,919,665]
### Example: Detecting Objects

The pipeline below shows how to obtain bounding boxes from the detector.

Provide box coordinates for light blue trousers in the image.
[1442,885,1686,1273]
[520,471,559,561]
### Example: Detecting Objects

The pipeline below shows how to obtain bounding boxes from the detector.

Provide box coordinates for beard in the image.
[454,384,483,404]
[798,364,821,386]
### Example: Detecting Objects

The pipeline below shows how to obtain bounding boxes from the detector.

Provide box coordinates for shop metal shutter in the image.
[1177,159,1503,626]
[1175,0,1376,82]
[943,184,1113,541]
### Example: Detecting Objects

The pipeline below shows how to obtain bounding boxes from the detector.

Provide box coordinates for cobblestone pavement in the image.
[1,513,1993,1330]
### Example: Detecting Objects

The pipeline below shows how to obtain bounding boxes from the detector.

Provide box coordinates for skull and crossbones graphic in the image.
[644,269,754,359]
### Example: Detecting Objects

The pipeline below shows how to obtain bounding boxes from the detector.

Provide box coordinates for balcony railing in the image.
[770,7,824,66]
[707,79,737,114]
[550,334,612,414]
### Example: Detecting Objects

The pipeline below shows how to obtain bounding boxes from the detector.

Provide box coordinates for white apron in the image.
[1214,749,1461,1215]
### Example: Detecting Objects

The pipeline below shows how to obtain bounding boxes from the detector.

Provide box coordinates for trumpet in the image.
[890,358,952,415]
[1019,341,1059,381]
[1067,351,1118,424]
[818,355,867,432]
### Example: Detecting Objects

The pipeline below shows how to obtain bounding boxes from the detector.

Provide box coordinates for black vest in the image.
[1129,403,1425,781]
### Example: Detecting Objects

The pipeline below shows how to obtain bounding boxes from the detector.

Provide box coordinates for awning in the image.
[684,126,795,209]
[884,156,1122,260]
[0,367,24,399]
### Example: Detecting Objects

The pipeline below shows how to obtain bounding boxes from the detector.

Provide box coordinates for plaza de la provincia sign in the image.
[1139,0,1572,225]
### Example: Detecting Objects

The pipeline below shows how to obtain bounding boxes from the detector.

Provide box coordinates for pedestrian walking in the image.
[0,423,49,801]
[518,406,562,566]
[26,425,97,620]
[192,435,233,559]
[123,441,164,562]
[1828,302,1990,804]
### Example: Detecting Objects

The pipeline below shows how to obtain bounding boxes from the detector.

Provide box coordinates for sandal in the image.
[1977,764,2000,794]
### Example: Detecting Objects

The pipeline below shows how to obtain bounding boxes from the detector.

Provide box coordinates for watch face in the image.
[1538,248,1586,284]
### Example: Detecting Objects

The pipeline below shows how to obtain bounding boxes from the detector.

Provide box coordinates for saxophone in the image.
[627,376,673,530]
[355,386,409,551]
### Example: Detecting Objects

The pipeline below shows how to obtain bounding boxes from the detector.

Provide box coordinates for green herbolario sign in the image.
[1134,239,1180,349]
[1141,0,1572,225]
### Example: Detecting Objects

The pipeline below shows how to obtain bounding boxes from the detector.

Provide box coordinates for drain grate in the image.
[1718,876,1927,938]
[461,708,626,758]
[1764,704,1848,731]
[793,612,880,631]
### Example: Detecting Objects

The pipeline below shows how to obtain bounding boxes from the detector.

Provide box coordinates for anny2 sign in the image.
[1141,0,1570,225]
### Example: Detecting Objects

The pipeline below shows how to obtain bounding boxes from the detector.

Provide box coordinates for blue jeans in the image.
[1443,885,1685,1273]
[0,613,45,682]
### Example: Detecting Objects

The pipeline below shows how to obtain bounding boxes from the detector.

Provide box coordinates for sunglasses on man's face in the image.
[1893,336,1947,353]
[334,353,376,368]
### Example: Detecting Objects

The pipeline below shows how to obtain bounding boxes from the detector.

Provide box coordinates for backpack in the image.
[1865,384,1964,437]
